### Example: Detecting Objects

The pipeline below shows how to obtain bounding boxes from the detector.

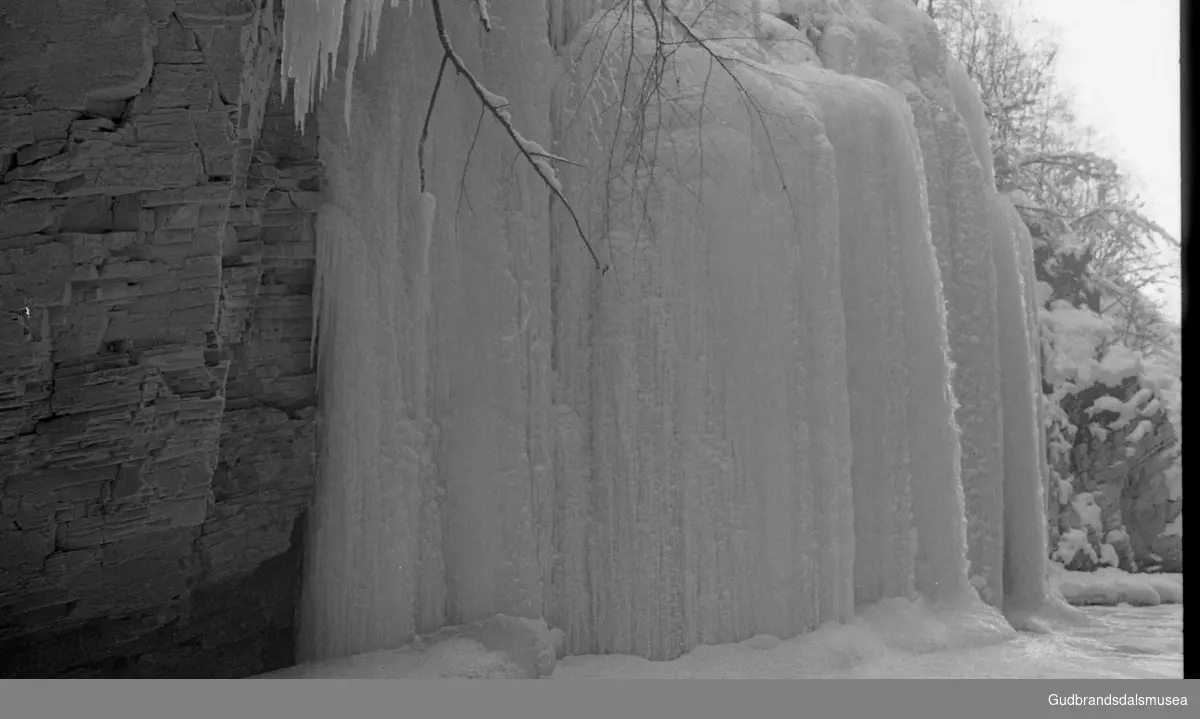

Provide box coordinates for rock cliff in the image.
[1,0,317,676]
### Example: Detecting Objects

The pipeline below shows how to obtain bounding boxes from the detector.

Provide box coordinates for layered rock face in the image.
[1,0,318,676]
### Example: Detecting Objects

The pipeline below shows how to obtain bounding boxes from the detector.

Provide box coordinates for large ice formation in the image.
[292,0,1075,666]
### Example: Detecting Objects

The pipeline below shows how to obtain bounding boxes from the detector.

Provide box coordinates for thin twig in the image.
[659,2,805,225]
[419,54,450,194]
[424,0,606,273]
[528,150,585,167]
[455,104,487,225]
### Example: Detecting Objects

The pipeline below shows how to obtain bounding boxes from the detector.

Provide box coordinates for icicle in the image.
[281,0,341,132]
[417,192,436,278]
[343,1,399,131]
[311,204,343,380]
[281,0,400,132]
[412,192,437,421]
[343,1,367,131]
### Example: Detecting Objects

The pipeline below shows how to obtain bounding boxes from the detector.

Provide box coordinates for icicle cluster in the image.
[281,0,400,131]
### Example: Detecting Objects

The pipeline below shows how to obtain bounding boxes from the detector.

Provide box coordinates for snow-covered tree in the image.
[928,0,1182,572]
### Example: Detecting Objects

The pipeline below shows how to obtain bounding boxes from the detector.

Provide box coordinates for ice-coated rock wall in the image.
[815,0,1069,621]
[552,9,862,657]
[298,1,555,660]
[818,1,1009,607]
[298,0,1066,664]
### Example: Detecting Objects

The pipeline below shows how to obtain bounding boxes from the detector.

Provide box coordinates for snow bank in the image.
[552,596,1011,678]
[1050,566,1183,607]
[269,600,1181,678]
[258,615,563,678]
[1140,575,1182,603]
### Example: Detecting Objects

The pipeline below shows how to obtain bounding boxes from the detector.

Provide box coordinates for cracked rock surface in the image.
[1,0,318,677]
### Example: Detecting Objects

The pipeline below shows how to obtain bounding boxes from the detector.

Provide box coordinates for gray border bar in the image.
[0,679,1196,719]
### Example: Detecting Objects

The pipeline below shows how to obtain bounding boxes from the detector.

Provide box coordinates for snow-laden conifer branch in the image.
[420,0,607,274]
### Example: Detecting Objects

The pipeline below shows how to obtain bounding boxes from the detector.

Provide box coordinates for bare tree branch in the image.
[420,0,607,273]
[419,53,450,195]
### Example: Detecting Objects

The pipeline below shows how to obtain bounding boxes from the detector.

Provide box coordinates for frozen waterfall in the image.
[293,0,1073,667]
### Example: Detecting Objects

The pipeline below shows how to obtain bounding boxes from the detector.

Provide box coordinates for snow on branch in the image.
[471,0,492,31]
[421,0,607,273]
[1011,150,1117,177]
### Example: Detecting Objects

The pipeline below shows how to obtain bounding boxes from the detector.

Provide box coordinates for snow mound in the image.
[259,602,1181,679]
[258,615,563,678]
[550,597,1019,678]
[856,597,1016,652]
[1050,566,1183,607]
[743,634,783,650]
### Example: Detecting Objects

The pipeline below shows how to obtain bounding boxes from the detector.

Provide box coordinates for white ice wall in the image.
[819,1,1006,605]
[300,0,1062,665]
[816,0,1065,620]
[300,1,555,661]
[551,9,859,658]
[989,194,1049,614]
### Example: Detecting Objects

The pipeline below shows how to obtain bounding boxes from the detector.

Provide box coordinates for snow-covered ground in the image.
[262,569,1182,679]
[552,600,1181,679]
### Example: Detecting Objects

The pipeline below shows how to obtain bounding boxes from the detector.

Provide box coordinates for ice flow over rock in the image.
[292,0,1072,669]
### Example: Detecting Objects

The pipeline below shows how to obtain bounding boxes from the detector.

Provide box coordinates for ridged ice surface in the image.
[819,3,1005,608]
[298,0,1060,664]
